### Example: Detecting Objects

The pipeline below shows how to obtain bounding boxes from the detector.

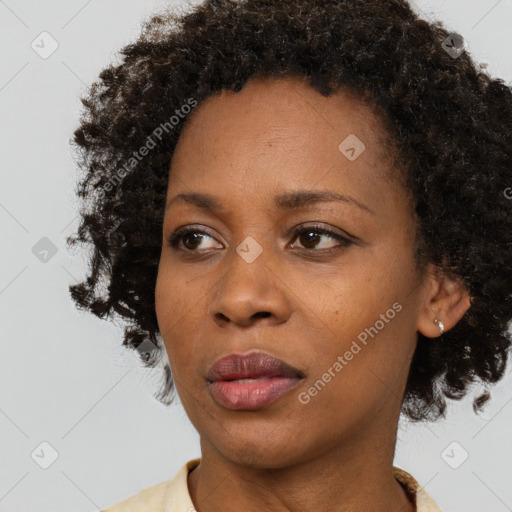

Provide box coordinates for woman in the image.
[67,0,512,510]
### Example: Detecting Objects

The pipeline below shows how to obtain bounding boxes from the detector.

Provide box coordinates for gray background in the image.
[1,1,511,511]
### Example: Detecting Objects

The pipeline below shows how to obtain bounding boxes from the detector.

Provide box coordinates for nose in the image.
[209,243,291,328]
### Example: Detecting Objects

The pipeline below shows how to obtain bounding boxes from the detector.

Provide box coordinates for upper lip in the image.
[206,351,305,382]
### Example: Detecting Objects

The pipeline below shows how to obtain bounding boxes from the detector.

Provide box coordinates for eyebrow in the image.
[165,190,374,215]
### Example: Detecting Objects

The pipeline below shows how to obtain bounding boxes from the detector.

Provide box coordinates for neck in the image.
[187,420,415,512]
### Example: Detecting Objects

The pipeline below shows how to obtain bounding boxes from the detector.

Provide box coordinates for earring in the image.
[434,318,445,335]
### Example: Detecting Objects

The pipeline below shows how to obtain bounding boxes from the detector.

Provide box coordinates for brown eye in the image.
[297,230,323,249]
[290,225,353,251]
[168,223,354,255]
[168,227,220,252]
[182,232,204,250]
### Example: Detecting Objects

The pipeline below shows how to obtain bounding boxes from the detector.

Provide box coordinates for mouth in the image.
[206,351,305,410]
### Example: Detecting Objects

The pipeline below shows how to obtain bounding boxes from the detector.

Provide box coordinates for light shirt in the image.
[102,458,442,512]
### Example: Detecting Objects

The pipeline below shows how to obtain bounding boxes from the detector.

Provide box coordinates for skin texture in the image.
[154,75,470,512]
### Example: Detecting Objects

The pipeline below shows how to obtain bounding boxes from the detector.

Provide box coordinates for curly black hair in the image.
[66,0,512,422]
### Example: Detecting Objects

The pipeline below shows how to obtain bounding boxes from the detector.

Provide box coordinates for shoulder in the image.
[101,458,201,512]
[393,466,443,512]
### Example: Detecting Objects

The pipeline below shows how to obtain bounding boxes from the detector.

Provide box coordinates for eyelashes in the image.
[289,225,354,252]
[167,223,355,255]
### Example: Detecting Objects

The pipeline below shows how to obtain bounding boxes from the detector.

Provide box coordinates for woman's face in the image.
[155,76,430,468]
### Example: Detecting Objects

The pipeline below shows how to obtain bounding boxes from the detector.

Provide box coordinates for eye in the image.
[289,224,354,252]
[167,223,354,254]
[168,226,221,252]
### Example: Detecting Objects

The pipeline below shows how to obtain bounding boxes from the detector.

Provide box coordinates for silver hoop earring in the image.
[434,318,445,335]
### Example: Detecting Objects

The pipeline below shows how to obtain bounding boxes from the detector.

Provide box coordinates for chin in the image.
[226,447,300,470]
[205,425,312,470]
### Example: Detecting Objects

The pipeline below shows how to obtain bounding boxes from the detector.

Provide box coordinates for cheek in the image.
[313,269,397,345]
[306,256,418,392]
[154,263,188,359]
[154,265,173,330]
[299,307,414,428]
[154,262,210,369]
[155,259,193,324]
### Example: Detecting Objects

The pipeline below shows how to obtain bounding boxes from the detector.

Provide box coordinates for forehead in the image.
[167,75,399,208]
[178,75,388,150]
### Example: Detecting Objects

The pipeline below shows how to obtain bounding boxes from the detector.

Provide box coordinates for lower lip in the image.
[208,377,302,410]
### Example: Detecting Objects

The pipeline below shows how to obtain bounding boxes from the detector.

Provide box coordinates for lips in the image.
[206,351,304,382]
[206,351,305,410]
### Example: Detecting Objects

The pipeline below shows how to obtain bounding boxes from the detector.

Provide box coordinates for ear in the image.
[417,264,472,338]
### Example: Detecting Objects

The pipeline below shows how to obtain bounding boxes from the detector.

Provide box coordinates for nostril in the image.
[253,311,271,319]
